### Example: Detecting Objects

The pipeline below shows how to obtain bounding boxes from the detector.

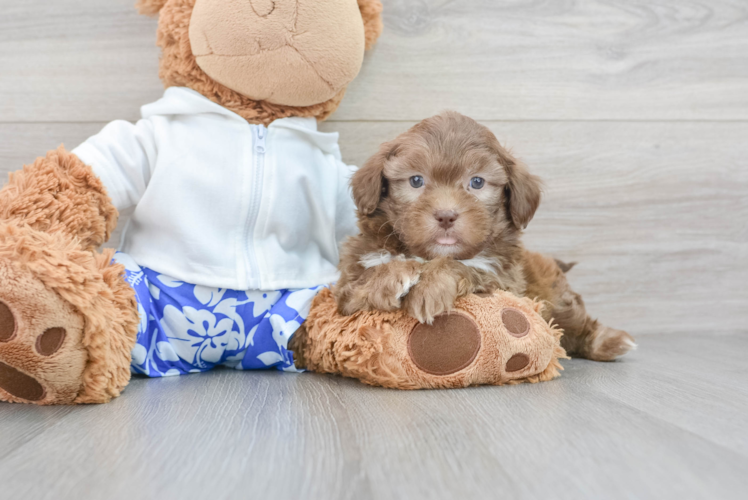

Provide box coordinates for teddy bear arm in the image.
[0,146,118,252]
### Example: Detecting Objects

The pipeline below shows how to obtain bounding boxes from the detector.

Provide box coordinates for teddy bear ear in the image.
[358,0,384,50]
[136,0,170,16]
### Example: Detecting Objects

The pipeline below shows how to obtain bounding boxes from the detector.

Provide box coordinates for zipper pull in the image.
[254,125,267,154]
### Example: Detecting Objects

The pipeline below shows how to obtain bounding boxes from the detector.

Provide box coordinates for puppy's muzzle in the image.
[434,210,459,229]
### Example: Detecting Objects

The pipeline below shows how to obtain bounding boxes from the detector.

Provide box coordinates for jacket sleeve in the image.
[72,118,157,212]
[335,159,360,247]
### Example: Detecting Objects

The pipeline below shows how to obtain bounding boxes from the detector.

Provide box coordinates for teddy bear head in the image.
[137,0,383,124]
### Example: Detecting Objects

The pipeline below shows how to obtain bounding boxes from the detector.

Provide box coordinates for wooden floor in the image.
[1,1,747,499]
[1,333,747,500]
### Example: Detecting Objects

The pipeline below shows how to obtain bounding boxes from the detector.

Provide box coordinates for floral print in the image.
[115,252,322,377]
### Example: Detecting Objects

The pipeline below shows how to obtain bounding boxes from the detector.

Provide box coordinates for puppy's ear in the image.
[504,158,542,230]
[352,142,394,216]
[485,130,542,229]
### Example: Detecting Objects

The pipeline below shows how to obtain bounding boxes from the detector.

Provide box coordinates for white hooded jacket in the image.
[73,87,358,290]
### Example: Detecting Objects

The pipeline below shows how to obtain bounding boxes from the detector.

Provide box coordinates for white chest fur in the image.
[359,251,499,274]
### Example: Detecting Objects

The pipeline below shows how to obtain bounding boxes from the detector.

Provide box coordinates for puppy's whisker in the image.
[381,216,405,248]
[376,217,398,237]
[383,229,399,248]
[376,219,389,233]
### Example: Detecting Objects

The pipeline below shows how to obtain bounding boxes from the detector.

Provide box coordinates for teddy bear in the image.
[0,0,564,405]
[293,289,566,389]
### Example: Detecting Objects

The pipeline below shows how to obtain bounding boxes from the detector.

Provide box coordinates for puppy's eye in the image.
[470,177,485,189]
[409,176,424,188]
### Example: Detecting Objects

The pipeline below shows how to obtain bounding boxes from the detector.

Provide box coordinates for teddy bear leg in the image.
[0,226,138,405]
[523,251,635,361]
[0,259,87,404]
[297,288,566,389]
[288,324,309,369]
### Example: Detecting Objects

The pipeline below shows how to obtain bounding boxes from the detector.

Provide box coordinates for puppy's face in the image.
[352,112,541,260]
[380,133,507,260]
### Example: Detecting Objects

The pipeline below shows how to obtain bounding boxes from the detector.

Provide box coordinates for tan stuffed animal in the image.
[0,0,384,405]
[0,0,562,405]
[295,289,566,389]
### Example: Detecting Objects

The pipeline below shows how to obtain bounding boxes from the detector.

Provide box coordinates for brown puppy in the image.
[335,111,635,361]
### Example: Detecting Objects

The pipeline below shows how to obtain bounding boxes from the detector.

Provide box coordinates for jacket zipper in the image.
[243,124,266,288]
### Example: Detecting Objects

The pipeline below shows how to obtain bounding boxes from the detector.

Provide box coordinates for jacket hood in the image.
[141,87,341,156]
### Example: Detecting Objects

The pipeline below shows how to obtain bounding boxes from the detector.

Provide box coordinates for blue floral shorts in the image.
[114,252,324,377]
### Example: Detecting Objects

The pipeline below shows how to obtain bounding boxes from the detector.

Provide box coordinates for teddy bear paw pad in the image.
[505,353,530,372]
[407,312,481,375]
[0,302,50,401]
[0,302,16,341]
[0,262,87,405]
[501,308,530,338]
[35,327,67,356]
[0,361,45,401]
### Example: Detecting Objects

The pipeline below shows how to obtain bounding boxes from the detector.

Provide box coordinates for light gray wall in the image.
[1,0,746,335]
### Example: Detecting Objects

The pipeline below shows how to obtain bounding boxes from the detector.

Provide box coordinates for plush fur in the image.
[0,147,137,404]
[148,0,383,125]
[0,0,383,404]
[295,287,567,389]
[358,0,384,50]
[0,221,138,404]
[335,112,635,361]
[136,0,170,16]
[0,147,118,252]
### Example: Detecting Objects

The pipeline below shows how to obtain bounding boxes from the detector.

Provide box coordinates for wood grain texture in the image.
[323,120,748,335]
[0,0,162,123]
[1,333,747,500]
[345,0,748,120]
[1,1,747,499]
[1,0,747,122]
[1,121,746,335]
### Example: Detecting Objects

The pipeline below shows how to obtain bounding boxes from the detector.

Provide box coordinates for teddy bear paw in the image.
[406,304,542,382]
[0,261,87,405]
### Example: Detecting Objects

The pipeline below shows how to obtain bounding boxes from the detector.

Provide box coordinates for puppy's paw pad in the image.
[590,326,636,361]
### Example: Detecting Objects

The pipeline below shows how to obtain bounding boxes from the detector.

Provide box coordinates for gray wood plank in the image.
[0,334,747,500]
[566,333,748,457]
[0,0,162,123]
[1,0,748,122]
[0,405,76,461]
[1,121,746,336]
[345,0,748,121]
[0,123,104,171]
[326,120,748,335]
[2,2,746,499]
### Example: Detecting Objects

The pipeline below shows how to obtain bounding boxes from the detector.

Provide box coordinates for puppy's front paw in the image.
[361,260,422,312]
[403,276,459,324]
[588,325,636,361]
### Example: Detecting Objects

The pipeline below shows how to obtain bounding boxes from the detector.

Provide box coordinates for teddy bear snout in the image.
[188,0,366,106]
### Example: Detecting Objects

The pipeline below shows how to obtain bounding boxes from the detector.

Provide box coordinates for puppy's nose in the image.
[434,210,459,229]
